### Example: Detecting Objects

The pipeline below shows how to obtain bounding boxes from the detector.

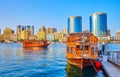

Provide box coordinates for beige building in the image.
[54,32,65,42]
[18,30,31,40]
[98,35,111,44]
[61,28,68,35]
[0,34,3,41]
[3,27,14,41]
[116,31,120,41]
[11,34,17,41]
[39,26,46,32]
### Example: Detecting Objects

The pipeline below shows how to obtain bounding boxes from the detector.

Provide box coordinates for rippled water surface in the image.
[0,43,105,77]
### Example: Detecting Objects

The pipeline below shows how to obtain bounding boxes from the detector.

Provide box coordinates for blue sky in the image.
[0,0,120,36]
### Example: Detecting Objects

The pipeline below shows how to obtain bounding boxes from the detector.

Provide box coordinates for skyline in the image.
[0,0,120,36]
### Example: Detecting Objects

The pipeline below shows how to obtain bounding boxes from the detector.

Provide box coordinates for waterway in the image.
[0,43,106,77]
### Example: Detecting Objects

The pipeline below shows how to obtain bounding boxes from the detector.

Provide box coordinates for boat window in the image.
[71,47,74,54]
[67,47,71,53]
[94,47,97,54]
[76,45,80,51]
[91,47,94,55]
[85,46,88,52]
[80,45,83,51]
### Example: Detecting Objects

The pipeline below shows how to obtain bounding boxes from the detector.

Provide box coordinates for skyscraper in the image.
[25,25,34,35]
[17,25,34,35]
[16,25,22,33]
[90,12,107,36]
[68,16,82,34]
[17,25,34,40]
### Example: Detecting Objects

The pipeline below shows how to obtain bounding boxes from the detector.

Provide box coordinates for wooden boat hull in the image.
[22,40,50,48]
[66,32,98,69]
[23,43,49,48]
[67,58,97,69]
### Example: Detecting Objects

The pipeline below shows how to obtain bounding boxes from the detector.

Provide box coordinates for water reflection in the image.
[0,43,105,77]
[66,63,82,77]
[66,62,105,77]
[23,47,47,54]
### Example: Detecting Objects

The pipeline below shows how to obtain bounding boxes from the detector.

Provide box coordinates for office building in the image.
[54,32,65,42]
[0,34,3,41]
[46,28,57,34]
[11,34,17,41]
[18,30,31,40]
[90,12,107,36]
[17,25,34,35]
[3,27,14,41]
[39,26,46,32]
[47,34,55,41]
[17,25,34,40]
[68,16,82,33]
[37,26,46,40]
[25,25,34,35]
[61,28,68,35]
[16,25,23,34]
[37,31,46,40]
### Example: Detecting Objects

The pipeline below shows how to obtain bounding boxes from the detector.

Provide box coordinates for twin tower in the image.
[68,12,107,36]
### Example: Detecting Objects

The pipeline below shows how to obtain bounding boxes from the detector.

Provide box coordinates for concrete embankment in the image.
[101,56,120,77]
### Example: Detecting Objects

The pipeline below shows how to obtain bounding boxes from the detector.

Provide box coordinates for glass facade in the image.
[68,16,82,34]
[90,12,107,36]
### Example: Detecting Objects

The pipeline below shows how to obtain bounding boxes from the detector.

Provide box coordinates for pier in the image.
[101,55,120,77]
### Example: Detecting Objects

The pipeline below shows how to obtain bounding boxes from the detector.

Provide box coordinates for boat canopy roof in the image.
[67,32,98,44]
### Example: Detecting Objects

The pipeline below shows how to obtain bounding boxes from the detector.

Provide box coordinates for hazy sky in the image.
[0,0,120,36]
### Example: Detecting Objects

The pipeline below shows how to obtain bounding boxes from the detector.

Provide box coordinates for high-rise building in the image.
[18,30,31,40]
[90,12,107,36]
[3,27,14,41]
[68,16,82,34]
[46,28,57,34]
[37,26,46,40]
[25,25,34,35]
[17,25,34,35]
[16,25,23,33]
[17,25,34,40]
